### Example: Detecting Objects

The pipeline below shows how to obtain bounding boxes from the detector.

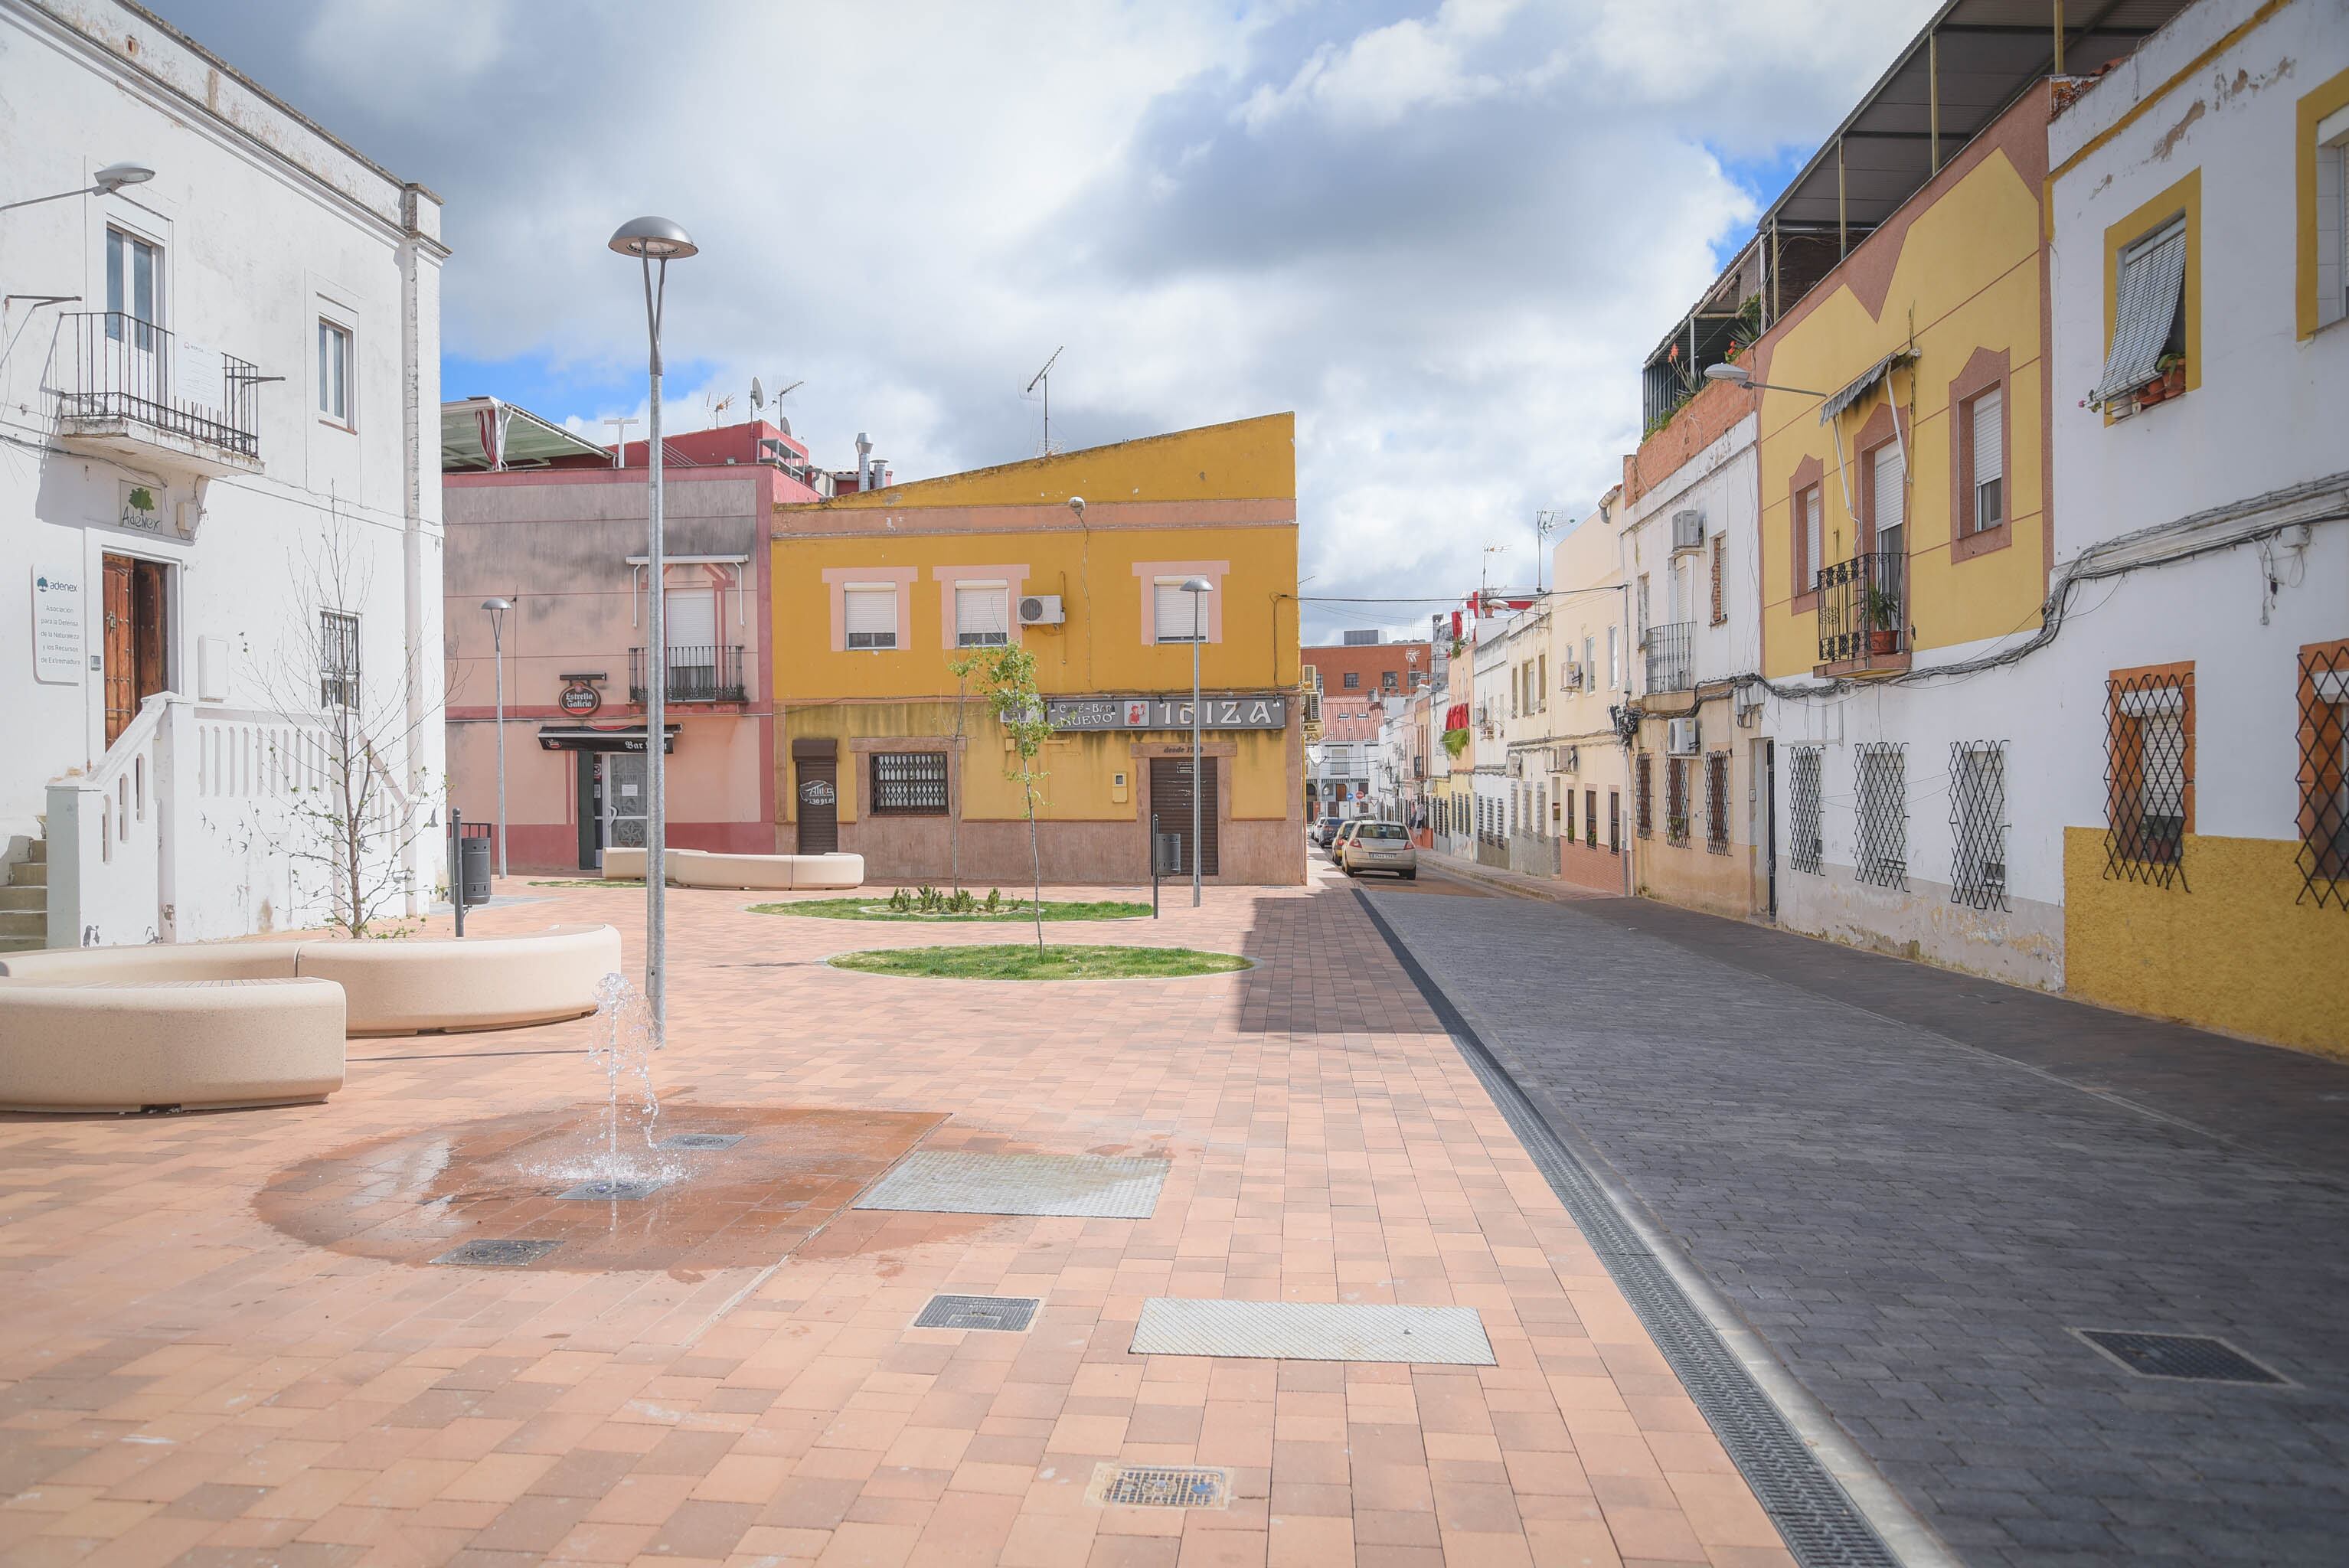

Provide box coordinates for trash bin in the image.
[1155,831,1184,877]
[457,834,492,908]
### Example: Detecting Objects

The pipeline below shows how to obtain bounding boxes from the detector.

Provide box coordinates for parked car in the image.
[1341,821,1416,880]
[1329,820,1364,859]
[1315,815,1345,848]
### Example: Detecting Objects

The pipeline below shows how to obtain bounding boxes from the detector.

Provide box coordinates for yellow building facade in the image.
[770,415,1305,885]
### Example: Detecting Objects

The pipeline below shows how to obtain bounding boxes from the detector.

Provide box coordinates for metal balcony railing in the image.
[1816,551,1908,667]
[629,644,747,703]
[57,312,261,458]
[1643,621,1694,694]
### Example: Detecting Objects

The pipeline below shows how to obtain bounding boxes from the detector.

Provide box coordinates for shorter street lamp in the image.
[0,162,155,214]
[1703,361,1826,397]
[481,598,512,878]
[1179,577,1214,907]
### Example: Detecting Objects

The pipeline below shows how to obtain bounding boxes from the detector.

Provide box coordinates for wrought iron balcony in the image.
[629,644,747,703]
[1643,621,1695,693]
[55,312,262,472]
[1816,551,1908,668]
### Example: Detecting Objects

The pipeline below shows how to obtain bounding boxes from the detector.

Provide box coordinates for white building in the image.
[1,0,447,947]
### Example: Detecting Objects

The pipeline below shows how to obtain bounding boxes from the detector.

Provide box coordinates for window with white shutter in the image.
[955,584,1007,647]
[2091,217,2186,407]
[1802,484,1824,586]
[845,586,897,649]
[1968,387,2004,534]
[1870,443,1904,557]
[1155,580,1204,642]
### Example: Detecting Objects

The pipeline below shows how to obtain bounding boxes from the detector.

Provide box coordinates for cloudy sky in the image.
[152,0,1932,642]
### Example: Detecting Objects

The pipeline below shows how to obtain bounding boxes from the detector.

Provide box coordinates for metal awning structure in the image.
[535,724,679,753]
[442,396,609,472]
[1821,349,1919,425]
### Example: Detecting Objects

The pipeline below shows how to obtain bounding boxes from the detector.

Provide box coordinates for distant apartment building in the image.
[441,413,828,873]
[1302,631,1432,702]
[2,0,446,947]
[1309,696,1380,820]
[1544,492,1632,894]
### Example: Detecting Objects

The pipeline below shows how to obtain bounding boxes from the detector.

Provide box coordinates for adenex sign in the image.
[1046,694,1289,732]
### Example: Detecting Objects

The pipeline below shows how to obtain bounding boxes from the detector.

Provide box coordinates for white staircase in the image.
[0,838,44,952]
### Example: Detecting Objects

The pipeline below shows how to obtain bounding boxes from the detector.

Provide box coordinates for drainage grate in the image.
[658,1133,745,1151]
[1088,1463,1228,1509]
[913,1294,1039,1331]
[433,1238,561,1268]
[2077,1331,2285,1385]
[1354,889,1900,1568]
[854,1151,1168,1219]
[557,1178,667,1201]
[1131,1299,1493,1364]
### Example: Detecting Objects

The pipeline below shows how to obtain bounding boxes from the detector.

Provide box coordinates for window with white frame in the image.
[1802,483,1825,586]
[318,320,352,424]
[106,227,162,348]
[1789,746,1824,874]
[1949,740,2009,910]
[1154,580,1206,642]
[2092,216,2187,408]
[2316,105,2349,331]
[844,586,897,650]
[1965,387,2003,535]
[1606,626,1620,688]
[954,583,1008,647]
[1854,743,1907,889]
[319,610,360,710]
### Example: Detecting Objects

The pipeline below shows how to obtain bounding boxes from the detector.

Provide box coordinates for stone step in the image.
[0,886,44,913]
[0,910,44,939]
[8,860,48,887]
[20,838,44,862]
[0,935,44,953]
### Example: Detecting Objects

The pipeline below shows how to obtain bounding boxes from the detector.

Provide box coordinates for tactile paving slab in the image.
[854,1152,1168,1219]
[1129,1298,1495,1364]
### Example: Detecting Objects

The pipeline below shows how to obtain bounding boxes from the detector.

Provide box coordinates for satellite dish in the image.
[750,377,765,412]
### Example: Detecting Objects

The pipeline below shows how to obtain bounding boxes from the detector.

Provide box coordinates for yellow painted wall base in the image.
[2063,828,2349,1059]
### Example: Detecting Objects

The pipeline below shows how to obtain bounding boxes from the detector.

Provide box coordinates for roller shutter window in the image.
[956,584,1008,647]
[1870,443,1904,557]
[2091,217,2186,407]
[1802,485,1824,589]
[1969,387,2004,535]
[1155,581,1204,642]
[845,586,897,649]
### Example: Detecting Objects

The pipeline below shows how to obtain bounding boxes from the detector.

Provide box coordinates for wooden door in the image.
[797,756,838,853]
[133,560,168,710]
[1149,756,1219,876]
[103,555,136,743]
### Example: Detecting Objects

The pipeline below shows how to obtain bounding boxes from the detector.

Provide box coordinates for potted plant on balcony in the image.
[1860,582,1902,657]
[2155,350,2186,399]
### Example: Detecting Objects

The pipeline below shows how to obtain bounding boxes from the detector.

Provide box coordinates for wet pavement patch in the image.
[557,1178,668,1201]
[432,1238,562,1268]
[658,1133,746,1151]
[261,1104,946,1272]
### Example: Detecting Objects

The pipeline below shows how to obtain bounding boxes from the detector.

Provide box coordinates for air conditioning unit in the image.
[1017,594,1065,626]
[1506,753,1524,778]
[1304,692,1322,722]
[1671,508,1704,553]
[1560,662,1584,691]
[1667,717,1700,755]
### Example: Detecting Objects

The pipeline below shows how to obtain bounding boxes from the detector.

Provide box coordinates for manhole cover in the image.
[1088,1464,1228,1509]
[433,1238,562,1268]
[913,1294,1038,1331]
[854,1151,1168,1218]
[1130,1299,1495,1364]
[2077,1331,2285,1384]
[658,1133,745,1151]
[557,1178,668,1201]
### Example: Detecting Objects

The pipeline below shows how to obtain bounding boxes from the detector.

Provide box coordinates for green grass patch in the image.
[752,897,1148,923]
[828,944,1248,981]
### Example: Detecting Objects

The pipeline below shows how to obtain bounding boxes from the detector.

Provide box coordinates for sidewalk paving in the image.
[0,869,1802,1568]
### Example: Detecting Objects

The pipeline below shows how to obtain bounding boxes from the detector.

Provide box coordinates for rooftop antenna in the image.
[1025,345,1063,456]
[1534,509,1562,593]
[753,377,804,415]
[603,414,639,469]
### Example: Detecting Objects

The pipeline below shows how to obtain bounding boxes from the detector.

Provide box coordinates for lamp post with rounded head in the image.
[481,599,511,877]
[608,215,698,1040]
[1179,577,1214,906]
[1702,361,1827,397]
[0,162,155,214]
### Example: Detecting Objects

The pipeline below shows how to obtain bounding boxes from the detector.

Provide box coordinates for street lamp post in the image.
[0,162,155,214]
[608,215,698,1041]
[481,598,511,878]
[1179,577,1214,907]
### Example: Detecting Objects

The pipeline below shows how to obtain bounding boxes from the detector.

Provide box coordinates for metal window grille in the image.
[1637,755,1654,838]
[870,751,949,815]
[2295,643,2349,909]
[2105,671,2191,888]
[1789,747,1824,874]
[1665,757,1691,846]
[319,610,360,710]
[1854,743,1906,889]
[1704,753,1730,853]
[1585,788,1598,851]
[1948,741,2009,910]
[1709,535,1727,626]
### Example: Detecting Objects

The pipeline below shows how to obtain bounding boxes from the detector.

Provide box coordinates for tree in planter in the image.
[253,511,439,937]
[962,642,1052,956]
[944,651,981,896]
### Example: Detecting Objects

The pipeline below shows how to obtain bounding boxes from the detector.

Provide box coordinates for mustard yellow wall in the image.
[2063,828,2349,1059]
[820,412,1294,511]
[1758,148,2048,678]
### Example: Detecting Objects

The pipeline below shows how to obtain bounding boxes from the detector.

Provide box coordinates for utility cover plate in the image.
[1087,1463,1229,1509]
[1131,1299,1495,1364]
[658,1133,745,1151]
[854,1152,1168,1219]
[557,1178,668,1201]
[2076,1330,2285,1384]
[913,1294,1039,1332]
[432,1238,561,1268]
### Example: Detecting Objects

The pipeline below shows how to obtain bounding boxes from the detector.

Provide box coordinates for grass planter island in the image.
[828,945,1250,982]
[753,897,1149,923]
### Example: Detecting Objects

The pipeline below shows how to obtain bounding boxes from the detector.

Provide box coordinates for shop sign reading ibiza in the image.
[1045,694,1288,732]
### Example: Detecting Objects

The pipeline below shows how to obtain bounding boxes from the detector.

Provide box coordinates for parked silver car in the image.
[1339,821,1416,880]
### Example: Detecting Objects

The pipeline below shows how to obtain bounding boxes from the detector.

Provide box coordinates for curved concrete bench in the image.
[0,924,623,1037]
[0,977,345,1113]
[601,847,863,891]
[300,924,622,1037]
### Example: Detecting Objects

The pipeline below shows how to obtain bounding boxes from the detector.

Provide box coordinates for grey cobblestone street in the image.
[1369,882,2349,1567]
